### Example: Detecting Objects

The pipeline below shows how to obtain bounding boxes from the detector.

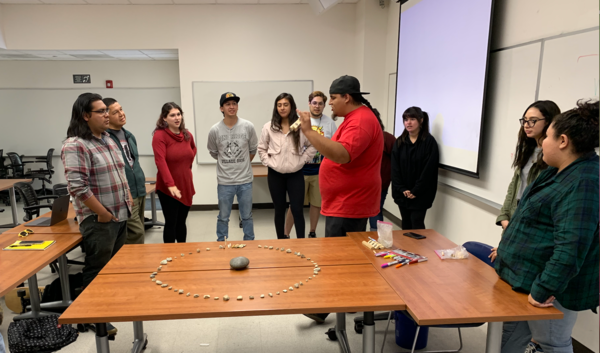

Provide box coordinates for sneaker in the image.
[303,313,329,324]
[525,342,543,353]
[308,232,316,238]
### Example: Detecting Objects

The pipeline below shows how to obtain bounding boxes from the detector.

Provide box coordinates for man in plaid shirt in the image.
[62,93,132,293]
[495,101,599,353]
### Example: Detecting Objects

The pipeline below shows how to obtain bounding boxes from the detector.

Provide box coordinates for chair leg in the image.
[411,326,421,353]
[380,311,392,353]
[410,327,464,353]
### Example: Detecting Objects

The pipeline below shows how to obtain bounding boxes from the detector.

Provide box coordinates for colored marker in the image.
[381,261,399,268]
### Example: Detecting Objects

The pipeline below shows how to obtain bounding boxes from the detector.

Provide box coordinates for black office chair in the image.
[13,182,58,222]
[28,148,55,196]
[6,152,53,198]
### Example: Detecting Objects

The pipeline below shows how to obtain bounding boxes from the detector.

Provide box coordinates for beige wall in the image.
[1,3,359,204]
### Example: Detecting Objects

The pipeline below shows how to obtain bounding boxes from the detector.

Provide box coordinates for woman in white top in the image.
[258,93,316,239]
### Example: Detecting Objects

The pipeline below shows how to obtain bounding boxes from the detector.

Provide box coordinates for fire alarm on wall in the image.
[106,80,113,89]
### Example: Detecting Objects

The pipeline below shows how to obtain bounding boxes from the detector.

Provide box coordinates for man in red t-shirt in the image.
[298,75,384,238]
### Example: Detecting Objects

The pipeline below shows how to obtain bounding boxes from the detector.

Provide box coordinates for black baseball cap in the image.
[329,75,370,95]
[220,92,240,106]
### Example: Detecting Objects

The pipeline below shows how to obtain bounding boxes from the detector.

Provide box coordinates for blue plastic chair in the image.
[381,241,495,353]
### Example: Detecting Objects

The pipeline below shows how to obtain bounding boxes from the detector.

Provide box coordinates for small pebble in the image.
[261,294,265,298]
[160,260,167,265]
[161,284,168,288]
[249,296,254,299]
[301,255,306,259]
[168,286,173,290]
[294,283,299,288]
[219,245,225,249]
[186,292,190,297]
[269,246,273,250]
[269,293,273,297]
[276,292,280,295]
[156,280,162,285]
[228,243,232,248]
[289,286,294,291]
[286,249,292,253]
[307,258,311,260]
[299,282,303,286]
[179,289,184,294]
[196,249,200,253]
[223,295,229,301]
[174,257,177,259]
[150,274,155,278]
[152,278,156,282]
[280,248,285,252]
[181,253,184,257]
[276,247,280,250]
[283,290,287,293]
[189,252,192,255]
[206,248,210,251]
[158,266,162,271]
[214,297,219,300]
[167,257,172,262]
[204,295,210,299]
[237,296,243,300]
[194,294,200,298]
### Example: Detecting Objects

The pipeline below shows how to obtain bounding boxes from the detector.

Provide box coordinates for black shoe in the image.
[308,232,316,238]
[304,313,329,323]
[106,323,118,335]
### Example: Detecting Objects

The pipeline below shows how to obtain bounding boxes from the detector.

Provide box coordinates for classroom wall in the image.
[0,3,359,205]
[381,0,599,351]
[0,60,180,191]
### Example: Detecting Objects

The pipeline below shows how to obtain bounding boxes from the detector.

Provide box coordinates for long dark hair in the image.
[66,92,103,140]
[397,106,430,146]
[271,93,300,153]
[512,100,560,174]
[551,99,599,155]
[349,93,384,130]
[154,102,190,141]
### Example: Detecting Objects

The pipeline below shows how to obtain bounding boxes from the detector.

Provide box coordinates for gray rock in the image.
[161,284,168,288]
[203,295,210,299]
[286,249,292,253]
[294,283,299,288]
[156,280,162,285]
[160,260,167,265]
[230,256,250,270]
[249,296,254,299]
[196,249,200,253]
[194,294,200,298]
[223,295,229,301]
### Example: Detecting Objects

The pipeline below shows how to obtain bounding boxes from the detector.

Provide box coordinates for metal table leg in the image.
[335,312,351,353]
[145,191,164,227]
[39,254,72,310]
[131,321,148,353]
[95,323,111,353]
[362,311,375,353]
[485,321,503,353]
[9,187,19,226]
[14,275,54,320]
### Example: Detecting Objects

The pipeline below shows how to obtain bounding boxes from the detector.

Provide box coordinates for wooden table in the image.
[60,237,407,353]
[0,230,82,319]
[144,178,164,228]
[0,178,32,228]
[2,203,78,234]
[252,164,268,177]
[348,230,563,353]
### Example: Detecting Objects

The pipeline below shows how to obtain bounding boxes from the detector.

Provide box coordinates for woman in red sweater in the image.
[152,102,197,243]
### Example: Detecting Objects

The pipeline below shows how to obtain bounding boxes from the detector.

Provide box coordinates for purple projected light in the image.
[395,0,493,174]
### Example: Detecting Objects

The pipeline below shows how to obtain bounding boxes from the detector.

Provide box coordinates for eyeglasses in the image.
[310,102,325,107]
[18,229,34,237]
[91,109,110,115]
[519,118,545,127]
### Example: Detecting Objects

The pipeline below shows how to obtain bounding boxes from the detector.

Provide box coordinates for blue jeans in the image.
[501,300,578,353]
[217,183,254,241]
[0,332,5,353]
[368,189,388,231]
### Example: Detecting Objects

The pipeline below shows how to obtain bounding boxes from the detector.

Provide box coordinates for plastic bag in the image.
[377,220,394,248]
[434,246,470,260]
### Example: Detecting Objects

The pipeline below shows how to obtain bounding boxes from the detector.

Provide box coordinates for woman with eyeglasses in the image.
[494,101,561,233]
[258,93,316,239]
[152,102,197,243]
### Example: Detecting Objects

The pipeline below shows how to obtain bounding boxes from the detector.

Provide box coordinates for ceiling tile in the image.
[18,50,66,55]
[147,54,178,59]
[129,0,173,3]
[84,0,131,4]
[62,50,106,55]
[173,0,215,3]
[101,50,145,55]
[260,0,301,3]
[0,0,43,3]
[216,0,258,4]
[40,0,87,4]
[118,56,153,60]
[140,49,178,55]
[37,54,81,60]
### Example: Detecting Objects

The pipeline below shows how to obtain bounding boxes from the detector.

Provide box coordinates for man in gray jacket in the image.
[207,92,258,241]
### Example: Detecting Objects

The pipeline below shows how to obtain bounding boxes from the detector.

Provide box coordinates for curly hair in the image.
[552,99,599,154]
[154,102,190,141]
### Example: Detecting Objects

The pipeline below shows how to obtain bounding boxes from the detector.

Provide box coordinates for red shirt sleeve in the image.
[152,131,175,187]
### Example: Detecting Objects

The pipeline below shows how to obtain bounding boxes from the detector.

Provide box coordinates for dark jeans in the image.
[368,189,388,231]
[399,207,427,230]
[157,190,191,243]
[79,215,127,288]
[267,168,305,239]
[325,216,368,237]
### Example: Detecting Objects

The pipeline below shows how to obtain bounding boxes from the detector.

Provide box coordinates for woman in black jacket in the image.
[391,106,439,230]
